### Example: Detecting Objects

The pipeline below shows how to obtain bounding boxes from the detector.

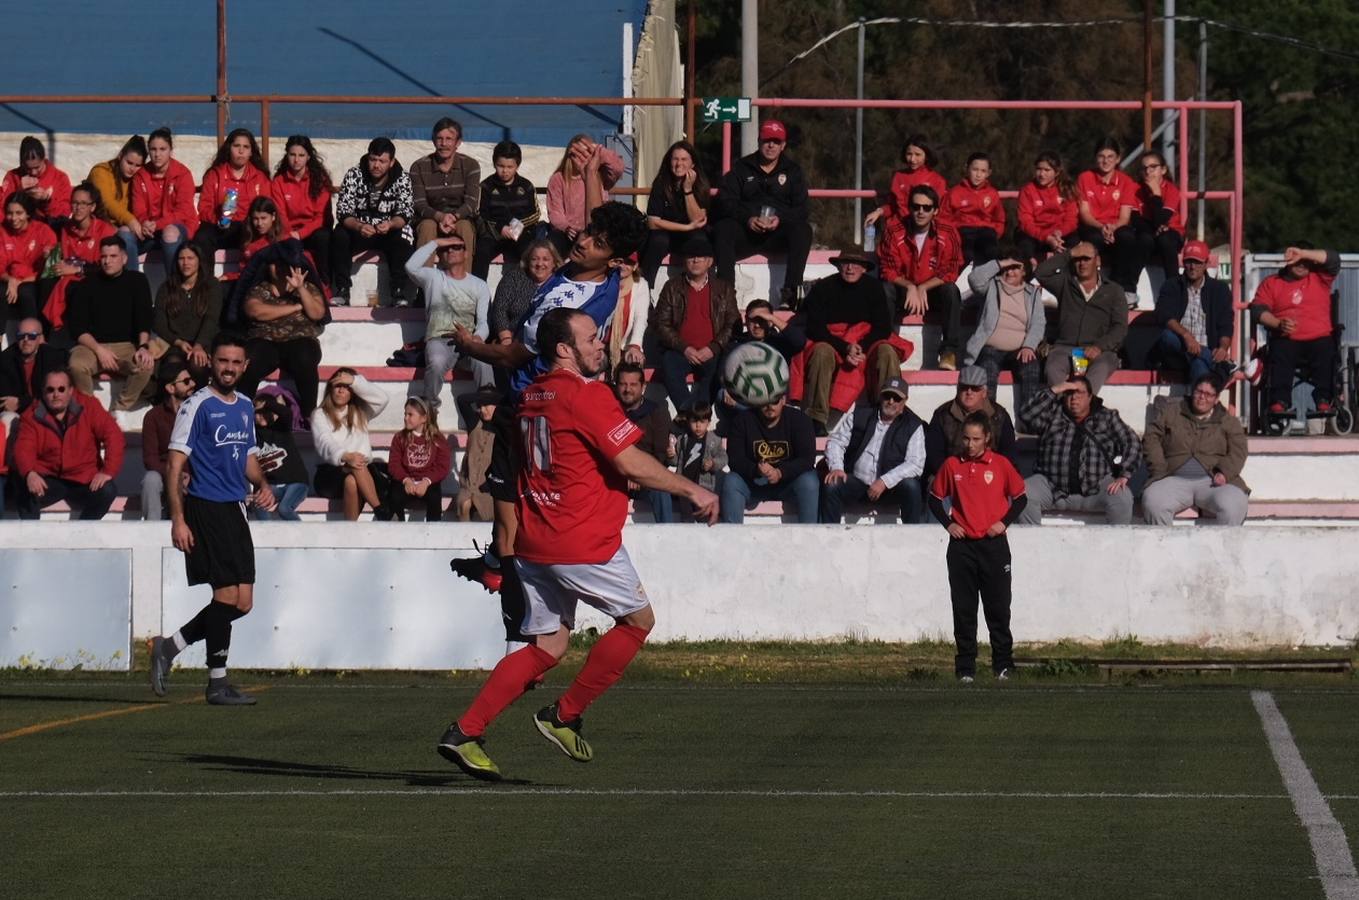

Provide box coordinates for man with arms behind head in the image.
[436,307,718,781]
[147,333,276,706]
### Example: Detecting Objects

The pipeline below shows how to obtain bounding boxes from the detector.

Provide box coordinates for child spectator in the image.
[272,135,334,289]
[1016,151,1078,265]
[383,396,452,521]
[473,140,541,280]
[673,402,726,521]
[545,134,624,258]
[221,196,285,287]
[942,152,1005,266]
[311,367,390,521]
[127,127,197,271]
[40,182,115,335]
[1076,135,1140,303]
[641,140,710,285]
[87,136,146,234]
[2,136,72,224]
[864,133,948,230]
[457,386,498,522]
[2,192,59,328]
[253,391,310,521]
[195,128,273,257]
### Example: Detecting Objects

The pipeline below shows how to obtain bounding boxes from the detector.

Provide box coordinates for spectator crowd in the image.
[0,116,1330,528]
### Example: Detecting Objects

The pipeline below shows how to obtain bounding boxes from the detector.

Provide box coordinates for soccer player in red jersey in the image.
[928,411,1027,683]
[437,306,719,781]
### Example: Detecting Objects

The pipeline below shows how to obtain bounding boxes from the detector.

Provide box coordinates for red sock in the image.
[556,624,649,722]
[458,645,558,737]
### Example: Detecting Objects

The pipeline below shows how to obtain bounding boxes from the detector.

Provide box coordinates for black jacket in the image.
[727,406,817,482]
[1154,274,1233,349]
[0,343,69,414]
[718,152,810,225]
[843,405,924,481]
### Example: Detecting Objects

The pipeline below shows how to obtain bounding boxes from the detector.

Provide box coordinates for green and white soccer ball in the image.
[721,341,789,407]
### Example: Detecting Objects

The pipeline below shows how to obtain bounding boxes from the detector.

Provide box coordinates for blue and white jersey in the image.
[169,387,258,503]
[510,266,621,393]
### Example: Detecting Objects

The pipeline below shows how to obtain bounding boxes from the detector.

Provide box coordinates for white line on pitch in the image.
[0,788,1293,800]
[1252,690,1359,900]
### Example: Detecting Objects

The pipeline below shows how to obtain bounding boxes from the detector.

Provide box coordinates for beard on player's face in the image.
[571,342,605,378]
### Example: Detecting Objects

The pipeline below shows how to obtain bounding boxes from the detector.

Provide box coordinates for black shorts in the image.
[184,495,256,589]
[483,404,520,505]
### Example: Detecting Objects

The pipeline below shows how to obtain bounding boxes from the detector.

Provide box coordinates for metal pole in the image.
[722,121,732,173]
[260,99,270,167]
[740,0,758,156]
[1162,0,1175,163]
[854,18,865,246]
[216,0,227,144]
[685,0,696,140]
[1143,0,1154,149]
[1197,19,1208,241]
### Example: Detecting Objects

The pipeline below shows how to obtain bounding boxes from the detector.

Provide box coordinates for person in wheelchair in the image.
[1251,245,1341,417]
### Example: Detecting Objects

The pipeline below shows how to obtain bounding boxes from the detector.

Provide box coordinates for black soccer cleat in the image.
[436,724,503,781]
[148,637,171,697]
[450,555,502,594]
[205,682,257,706]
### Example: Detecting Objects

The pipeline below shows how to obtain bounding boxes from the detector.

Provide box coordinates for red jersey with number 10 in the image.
[515,368,642,565]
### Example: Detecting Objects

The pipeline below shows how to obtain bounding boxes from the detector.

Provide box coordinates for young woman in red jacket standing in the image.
[127,127,199,272]
[272,135,334,288]
[942,152,1006,266]
[195,128,272,258]
[1132,150,1185,286]
[1016,151,1078,266]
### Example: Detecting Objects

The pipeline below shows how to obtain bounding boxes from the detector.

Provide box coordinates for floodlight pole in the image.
[1142,0,1154,149]
[1197,20,1208,241]
[1162,0,1175,164]
[854,18,865,246]
[216,0,227,144]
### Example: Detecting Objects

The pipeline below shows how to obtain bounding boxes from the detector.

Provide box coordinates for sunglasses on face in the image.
[909,203,935,212]
[173,376,196,387]
[880,394,906,403]
[960,384,986,393]
[1070,255,1096,263]
[44,385,68,394]
[17,331,41,340]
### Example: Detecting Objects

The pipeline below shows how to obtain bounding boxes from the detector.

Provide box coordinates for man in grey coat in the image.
[1035,243,1128,394]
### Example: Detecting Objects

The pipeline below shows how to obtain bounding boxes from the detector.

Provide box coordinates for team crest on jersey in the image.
[982,196,992,207]
[1112,190,1122,201]
[1291,290,1303,305]
[984,470,994,484]
[777,173,787,185]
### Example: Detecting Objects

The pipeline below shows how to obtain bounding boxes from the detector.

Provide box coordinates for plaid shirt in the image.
[1181,281,1207,345]
[1020,388,1143,497]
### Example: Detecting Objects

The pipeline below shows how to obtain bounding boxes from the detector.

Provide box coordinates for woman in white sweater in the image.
[311,368,390,520]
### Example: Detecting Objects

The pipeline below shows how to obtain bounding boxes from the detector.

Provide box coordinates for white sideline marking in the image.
[0,788,1290,800]
[1252,690,1359,900]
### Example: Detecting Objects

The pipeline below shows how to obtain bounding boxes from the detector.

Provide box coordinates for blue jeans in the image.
[254,482,309,521]
[635,488,676,523]
[1155,327,1218,383]
[119,223,190,273]
[720,469,819,524]
[819,474,925,524]
[660,348,719,412]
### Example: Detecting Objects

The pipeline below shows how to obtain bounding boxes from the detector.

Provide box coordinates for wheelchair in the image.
[1249,292,1356,436]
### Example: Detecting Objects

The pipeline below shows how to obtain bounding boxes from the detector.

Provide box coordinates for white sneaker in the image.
[996,668,1011,681]
[958,675,975,684]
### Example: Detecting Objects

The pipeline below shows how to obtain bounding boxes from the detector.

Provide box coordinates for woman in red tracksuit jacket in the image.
[1,192,58,327]
[272,135,335,288]
[1016,151,1079,265]
[863,133,948,231]
[1132,150,1185,285]
[1,136,73,224]
[942,152,1006,266]
[127,127,199,272]
[195,128,272,258]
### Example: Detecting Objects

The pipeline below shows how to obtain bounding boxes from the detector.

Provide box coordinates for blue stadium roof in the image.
[0,0,650,146]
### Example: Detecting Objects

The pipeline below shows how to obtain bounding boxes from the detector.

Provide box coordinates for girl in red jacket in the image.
[220,196,285,284]
[1016,151,1078,265]
[1,136,72,224]
[864,133,948,230]
[383,396,453,521]
[1,192,58,328]
[41,182,116,332]
[272,135,335,287]
[128,127,199,272]
[195,128,272,257]
[942,152,1006,266]
[1076,135,1141,298]
[1132,150,1185,284]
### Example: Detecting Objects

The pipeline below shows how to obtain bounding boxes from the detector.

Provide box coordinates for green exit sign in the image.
[702,97,752,123]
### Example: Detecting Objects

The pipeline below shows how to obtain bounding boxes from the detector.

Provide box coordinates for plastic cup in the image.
[366,289,380,308]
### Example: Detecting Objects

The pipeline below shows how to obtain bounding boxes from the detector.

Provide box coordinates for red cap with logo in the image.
[758,120,788,142]
[1182,240,1211,263]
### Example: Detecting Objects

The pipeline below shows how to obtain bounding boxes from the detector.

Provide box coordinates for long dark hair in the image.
[245,196,284,243]
[1035,150,1076,201]
[651,140,709,212]
[275,135,334,200]
[69,180,104,221]
[209,128,269,177]
[165,242,217,320]
[899,133,938,170]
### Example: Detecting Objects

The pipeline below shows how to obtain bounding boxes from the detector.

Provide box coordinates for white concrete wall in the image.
[2,522,1355,670]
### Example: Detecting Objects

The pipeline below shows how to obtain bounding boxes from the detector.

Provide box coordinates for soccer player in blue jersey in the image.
[148,332,276,705]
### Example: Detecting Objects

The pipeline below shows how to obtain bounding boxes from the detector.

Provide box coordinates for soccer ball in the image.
[721,341,789,407]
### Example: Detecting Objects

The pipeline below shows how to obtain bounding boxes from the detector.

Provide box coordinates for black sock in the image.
[176,603,215,650]
[204,602,239,675]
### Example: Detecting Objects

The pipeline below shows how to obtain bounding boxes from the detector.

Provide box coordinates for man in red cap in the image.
[714,119,812,308]
[1151,239,1234,383]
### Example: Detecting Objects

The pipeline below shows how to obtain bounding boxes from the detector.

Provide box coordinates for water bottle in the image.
[218,187,238,229]
[864,222,877,253]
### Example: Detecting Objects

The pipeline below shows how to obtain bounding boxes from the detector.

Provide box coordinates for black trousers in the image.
[958,226,1000,266]
[1131,220,1184,285]
[946,534,1014,677]
[193,220,249,258]
[472,231,536,280]
[640,228,708,285]
[894,282,964,354]
[4,281,41,326]
[330,226,413,296]
[301,228,333,288]
[1265,335,1336,408]
[1077,224,1140,292]
[714,217,813,296]
[240,337,323,416]
[1016,231,1080,267]
[17,476,117,520]
[384,479,444,521]
[818,474,925,524]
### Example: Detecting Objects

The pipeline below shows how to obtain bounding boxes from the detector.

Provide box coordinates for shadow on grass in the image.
[171,752,537,787]
[0,692,157,706]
